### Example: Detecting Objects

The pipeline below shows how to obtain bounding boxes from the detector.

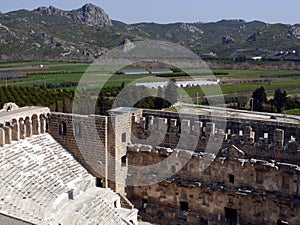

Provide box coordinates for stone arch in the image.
[19,118,26,139]
[11,118,19,141]
[59,121,67,136]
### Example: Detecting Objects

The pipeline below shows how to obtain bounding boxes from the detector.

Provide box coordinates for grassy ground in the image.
[184,81,300,97]
[285,108,300,116]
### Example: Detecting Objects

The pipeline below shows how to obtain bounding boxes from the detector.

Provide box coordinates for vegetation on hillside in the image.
[1,5,300,61]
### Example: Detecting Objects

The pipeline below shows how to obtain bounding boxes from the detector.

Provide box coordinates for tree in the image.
[164,79,178,106]
[236,96,249,109]
[62,97,67,113]
[115,86,150,108]
[273,88,287,113]
[252,87,267,112]
[55,100,59,112]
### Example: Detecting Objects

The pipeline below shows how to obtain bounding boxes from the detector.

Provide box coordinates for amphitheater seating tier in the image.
[0,133,129,225]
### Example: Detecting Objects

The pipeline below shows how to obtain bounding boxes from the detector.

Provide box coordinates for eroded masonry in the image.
[128,109,300,225]
[47,106,300,225]
[1,103,300,225]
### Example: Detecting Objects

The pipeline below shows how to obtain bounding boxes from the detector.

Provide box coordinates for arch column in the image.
[0,127,5,147]
[43,118,47,133]
[11,120,20,141]
[36,118,41,135]
[40,116,46,134]
[4,126,12,145]
[31,115,39,135]
[19,119,25,139]
[25,118,32,137]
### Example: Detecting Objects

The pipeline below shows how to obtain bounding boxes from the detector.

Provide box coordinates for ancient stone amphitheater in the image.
[1,103,300,225]
[0,103,138,225]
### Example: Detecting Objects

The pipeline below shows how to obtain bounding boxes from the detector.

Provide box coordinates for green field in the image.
[1,61,300,115]
[285,108,300,116]
[2,61,300,99]
[183,81,300,97]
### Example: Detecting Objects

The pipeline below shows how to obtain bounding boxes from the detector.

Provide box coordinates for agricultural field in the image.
[1,61,300,115]
[1,61,299,89]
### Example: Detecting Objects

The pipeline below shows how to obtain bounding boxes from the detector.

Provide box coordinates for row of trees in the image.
[0,86,74,111]
[70,79,179,115]
[251,87,296,113]
[0,79,180,115]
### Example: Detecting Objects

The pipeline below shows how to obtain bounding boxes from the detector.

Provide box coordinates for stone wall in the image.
[107,113,133,195]
[131,110,300,163]
[48,111,137,194]
[48,113,109,187]
[47,108,300,225]
[128,109,300,225]
[127,145,300,225]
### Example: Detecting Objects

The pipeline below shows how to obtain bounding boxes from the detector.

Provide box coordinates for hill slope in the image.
[0,4,300,61]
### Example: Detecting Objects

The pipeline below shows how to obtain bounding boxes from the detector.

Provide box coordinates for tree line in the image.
[0,79,179,115]
[251,87,300,113]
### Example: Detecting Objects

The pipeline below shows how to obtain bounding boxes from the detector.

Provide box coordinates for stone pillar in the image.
[23,121,26,139]
[181,120,191,134]
[146,116,154,130]
[274,129,284,150]
[157,118,167,131]
[26,119,32,137]
[39,117,44,134]
[4,126,12,145]
[11,122,20,141]
[258,134,268,150]
[0,127,4,147]
[170,118,177,127]
[42,117,47,134]
[36,118,41,135]
[205,122,215,136]
[244,126,254,145]
[193,121,203,135]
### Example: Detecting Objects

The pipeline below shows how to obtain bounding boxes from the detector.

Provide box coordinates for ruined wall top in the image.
[0,103,50,124]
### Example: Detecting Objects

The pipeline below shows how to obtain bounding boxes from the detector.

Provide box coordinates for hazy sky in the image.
[0,0,299,24]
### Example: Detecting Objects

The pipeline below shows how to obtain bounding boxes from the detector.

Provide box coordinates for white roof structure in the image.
[119,69,150,75]
[148,68,173,74]
[136,80,220,89]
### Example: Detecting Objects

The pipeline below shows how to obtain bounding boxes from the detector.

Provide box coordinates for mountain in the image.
[35,4,113,27]
[0,4,300,62]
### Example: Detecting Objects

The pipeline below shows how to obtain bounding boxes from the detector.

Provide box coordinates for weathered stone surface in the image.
[3,104,299,225]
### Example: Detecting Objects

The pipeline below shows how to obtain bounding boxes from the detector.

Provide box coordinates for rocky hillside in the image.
[35,3,112,27]
[0,4,300,62]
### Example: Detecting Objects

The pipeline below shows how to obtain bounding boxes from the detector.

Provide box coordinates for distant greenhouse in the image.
[136,80,220,89]
[148,68,173,74]
[0,72,27,80]
[118,69,150,75]
[118,68,174,75]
